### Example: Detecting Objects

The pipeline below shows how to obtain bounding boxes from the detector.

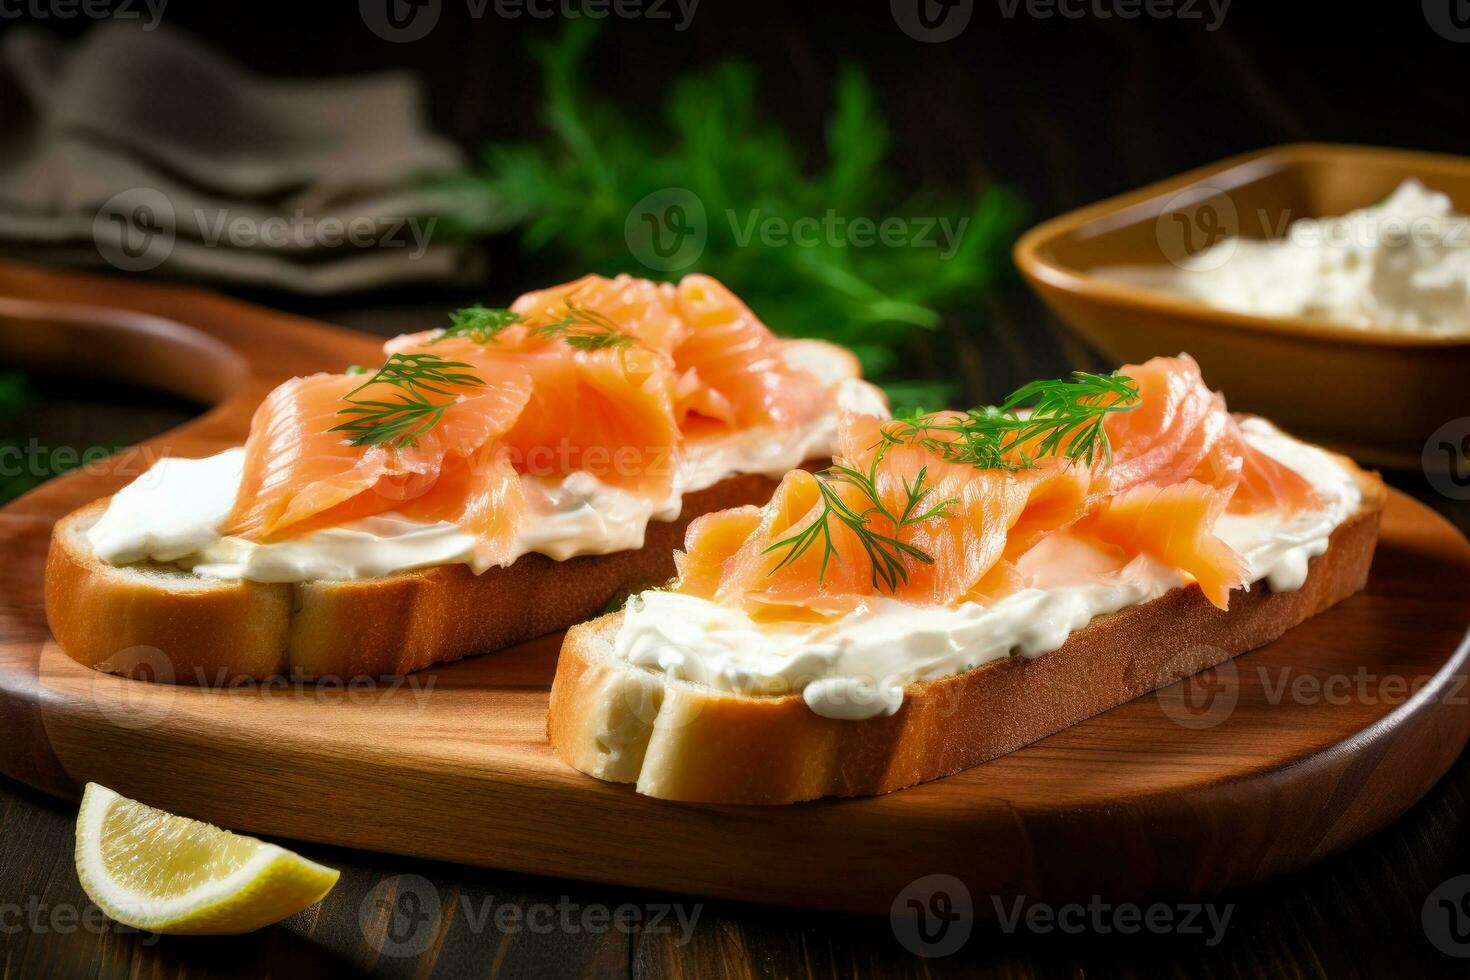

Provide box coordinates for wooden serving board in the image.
[2,262,1469,916]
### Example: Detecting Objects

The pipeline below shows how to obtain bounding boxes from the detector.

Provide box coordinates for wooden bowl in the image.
[1014,143,1470,470]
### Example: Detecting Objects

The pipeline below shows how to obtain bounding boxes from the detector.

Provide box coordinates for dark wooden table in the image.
[2,283,1469,979]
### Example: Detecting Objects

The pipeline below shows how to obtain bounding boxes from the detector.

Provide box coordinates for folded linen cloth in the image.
[0,23,492,294]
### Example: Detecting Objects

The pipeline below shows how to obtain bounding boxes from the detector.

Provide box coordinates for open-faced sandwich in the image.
[46,275,883,681]
[547,354,1385,804]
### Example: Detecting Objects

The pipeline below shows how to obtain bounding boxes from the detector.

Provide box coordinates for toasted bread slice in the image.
[46,470,798,684]
[547,462,1385,804]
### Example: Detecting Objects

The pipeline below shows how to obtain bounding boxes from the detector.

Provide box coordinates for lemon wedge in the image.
[74,783,339,934]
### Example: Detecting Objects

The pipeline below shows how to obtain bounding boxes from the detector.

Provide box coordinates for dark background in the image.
[13,0,1464,398]
[4,2,1470,977]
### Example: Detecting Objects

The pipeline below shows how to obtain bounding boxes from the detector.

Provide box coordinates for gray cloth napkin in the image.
[0,23,486,294]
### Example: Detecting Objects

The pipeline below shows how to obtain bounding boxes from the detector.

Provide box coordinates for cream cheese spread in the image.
[86,377,887,583]
[612,418,1363,721]
[1098,179,1470,336]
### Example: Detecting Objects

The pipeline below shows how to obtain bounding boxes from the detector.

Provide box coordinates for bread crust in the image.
[46,471,793,683]
[547,464,1386,804]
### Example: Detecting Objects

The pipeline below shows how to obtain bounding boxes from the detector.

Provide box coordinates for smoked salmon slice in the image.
[225,371,532,541]
[673,355,1322,616]
[1103,354,1319,514]
[1073,480,1245,609]
[223,274,850,564]
[683,423,1090,614]
[669,275,829,429]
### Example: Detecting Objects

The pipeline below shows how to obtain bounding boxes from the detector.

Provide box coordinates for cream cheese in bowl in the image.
[1098,179,1470,336]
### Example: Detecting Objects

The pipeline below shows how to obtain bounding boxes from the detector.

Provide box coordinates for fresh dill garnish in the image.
[528,300,635,351]
[762,371,1140,591]
[345,364,369,376]
[330,353,484,448]
[426,22,1023,403]
[436,305,523,344]
[764,442,958,592]
[431,299,633,352]
[883,372,1139,471]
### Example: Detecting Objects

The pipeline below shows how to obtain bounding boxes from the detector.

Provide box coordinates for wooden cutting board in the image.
[2,261,1469,917]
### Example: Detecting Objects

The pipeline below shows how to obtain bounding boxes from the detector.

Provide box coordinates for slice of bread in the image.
[46,470,798,684]
[547,462,1386,805]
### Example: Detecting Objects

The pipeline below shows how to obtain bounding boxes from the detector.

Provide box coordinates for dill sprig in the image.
[529,300,635,351]
[432,300,634,352]
[436,304,522,344]
[883,372,1139,471]
[762,371,1140,591]
[764,442,957,592]
[330,353,484,448]
[427,21,1024,405]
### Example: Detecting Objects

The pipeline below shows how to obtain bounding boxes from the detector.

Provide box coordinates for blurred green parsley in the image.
[429,22,1023,410]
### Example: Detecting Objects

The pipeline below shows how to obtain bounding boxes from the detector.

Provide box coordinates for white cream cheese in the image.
[613,419,1364,721]
[1215,417,1361,592]
[1098,179,1470,336]
[86,376,887,583]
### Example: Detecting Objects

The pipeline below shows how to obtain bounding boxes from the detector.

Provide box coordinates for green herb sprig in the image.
[764,442,957,592]
[763,371,1140,591]
[330,353,484,448]
[884,372,1140,471]
[426,22,1023,407]
[432,301,634,352]
[436,304,523,344]
[529,301,635,351]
